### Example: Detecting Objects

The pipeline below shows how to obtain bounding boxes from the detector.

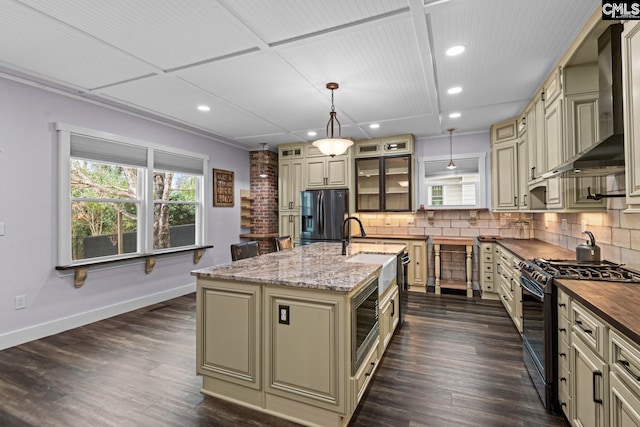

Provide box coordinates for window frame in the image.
[57,123,208,266]
[417,152,487,210]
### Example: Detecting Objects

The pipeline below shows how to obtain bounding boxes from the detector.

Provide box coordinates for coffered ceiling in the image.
[0,0,599,149]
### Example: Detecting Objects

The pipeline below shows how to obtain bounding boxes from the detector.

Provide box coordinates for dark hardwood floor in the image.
[0,291,568,427]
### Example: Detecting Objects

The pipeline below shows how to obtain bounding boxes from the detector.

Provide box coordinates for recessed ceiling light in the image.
[307,131,317,137]
[369,123,380,129]
[447,87,462,94]
[446,45,466,56]
[197,105,210,112]
[449,112,461,118]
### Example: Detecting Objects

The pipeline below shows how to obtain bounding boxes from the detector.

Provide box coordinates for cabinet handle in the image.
[365,361,376,377]
[514,196,518,207]
[559,328,566,333]
[560,377,567,382]
[559,303,566,307]
[289,201,293,209]
[391,299,395,317]
[531,166,535,180]
[592,370,603,404]
[523,194,527,206]
[289,214,293,222]
[559,352,566,358]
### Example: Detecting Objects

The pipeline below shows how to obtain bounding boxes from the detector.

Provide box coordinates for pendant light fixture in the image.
[259,143,268,178]
[312,82,353,157]
[446,128,456,170]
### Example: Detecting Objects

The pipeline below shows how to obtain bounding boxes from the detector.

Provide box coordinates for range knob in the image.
[519,261,532,272]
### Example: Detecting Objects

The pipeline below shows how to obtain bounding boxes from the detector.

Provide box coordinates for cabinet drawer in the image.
[483,262,494,273]
[481,243,494,254]
[610,329,640,396]
[572,301,607,357]
[482,253,494,263]
[481,272,494,284]
[558,311,570,344]
[559,337,570,368]
[557,288,570,320]
[353,341,379,403]
[558,362,571,419]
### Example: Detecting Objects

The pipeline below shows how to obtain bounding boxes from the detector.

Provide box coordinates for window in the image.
[57,124,207,265]
[418,153,486,209]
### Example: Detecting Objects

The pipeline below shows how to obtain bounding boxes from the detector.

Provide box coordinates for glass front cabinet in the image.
[355,154,412,212]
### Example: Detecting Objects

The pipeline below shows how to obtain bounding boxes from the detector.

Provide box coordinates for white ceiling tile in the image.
[99,75,285,138]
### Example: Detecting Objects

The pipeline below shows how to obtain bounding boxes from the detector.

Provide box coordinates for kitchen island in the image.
[191,242,406,427]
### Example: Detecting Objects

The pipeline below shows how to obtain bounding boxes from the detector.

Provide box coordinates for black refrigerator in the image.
[299,189,349,245]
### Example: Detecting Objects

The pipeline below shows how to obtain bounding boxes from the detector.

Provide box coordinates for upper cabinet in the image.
[491,118,522,211]
[622,20,640,211]
[304,144,351,189]
[354,135,414,212]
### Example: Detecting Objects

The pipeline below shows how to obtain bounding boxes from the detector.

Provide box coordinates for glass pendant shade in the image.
[313,83,353,157]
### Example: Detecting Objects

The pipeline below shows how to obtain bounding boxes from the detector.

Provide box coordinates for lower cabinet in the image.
[496,245,523,333]
[479,242,499,299]
[610,329,640,426]
[572,332,608,427]
[379,283,399,352]
[264,285,345,412]
[197,274,392,427]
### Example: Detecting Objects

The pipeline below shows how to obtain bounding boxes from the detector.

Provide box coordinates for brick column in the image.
[249,149,278,254]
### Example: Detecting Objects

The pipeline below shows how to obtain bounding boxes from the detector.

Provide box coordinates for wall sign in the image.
[213,168,234,207]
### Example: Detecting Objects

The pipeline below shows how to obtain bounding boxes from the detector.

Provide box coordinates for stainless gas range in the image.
[518,259,640,413]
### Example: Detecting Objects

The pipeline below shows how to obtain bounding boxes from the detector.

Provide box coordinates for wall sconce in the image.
[469,210,477,226]
[427,210,435,225]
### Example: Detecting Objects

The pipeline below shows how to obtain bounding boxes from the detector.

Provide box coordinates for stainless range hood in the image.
[544,23,625,178]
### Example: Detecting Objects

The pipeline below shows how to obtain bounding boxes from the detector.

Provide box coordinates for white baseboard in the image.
[0,282,196,351]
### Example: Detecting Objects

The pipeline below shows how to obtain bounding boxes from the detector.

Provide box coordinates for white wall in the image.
[0,77,248,349]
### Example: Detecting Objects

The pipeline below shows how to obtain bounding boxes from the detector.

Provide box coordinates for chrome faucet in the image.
[342,216,366,255]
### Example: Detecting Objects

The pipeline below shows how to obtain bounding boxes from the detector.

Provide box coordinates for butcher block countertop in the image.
[482,237,640,346]
[555,279,640,346]
[354,233,428,241]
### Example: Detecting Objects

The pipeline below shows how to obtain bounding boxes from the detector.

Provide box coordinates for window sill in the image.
[56,245,213,287]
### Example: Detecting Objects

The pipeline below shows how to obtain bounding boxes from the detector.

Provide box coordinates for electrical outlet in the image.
[407,216,415,226]
[581,220,587,232]
[15,295,26,310]
[561,219,568,230]
[385,216,391,225]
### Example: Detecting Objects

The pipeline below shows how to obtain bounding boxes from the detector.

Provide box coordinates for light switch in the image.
[0,222,5,236]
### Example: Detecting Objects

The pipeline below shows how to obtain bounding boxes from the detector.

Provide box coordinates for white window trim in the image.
[56,123,209,266]
[417,152,487,210]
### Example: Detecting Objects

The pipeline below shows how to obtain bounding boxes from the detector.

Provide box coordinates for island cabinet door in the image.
[263,287,347,415]
[196,280,261,390]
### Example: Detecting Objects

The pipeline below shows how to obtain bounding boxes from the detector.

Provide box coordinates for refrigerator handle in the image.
[318,191,324,233]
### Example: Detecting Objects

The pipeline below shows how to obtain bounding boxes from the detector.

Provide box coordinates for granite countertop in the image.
[191,241,406,293]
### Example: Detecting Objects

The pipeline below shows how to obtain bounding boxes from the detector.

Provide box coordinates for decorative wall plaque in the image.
[213,168,234,207]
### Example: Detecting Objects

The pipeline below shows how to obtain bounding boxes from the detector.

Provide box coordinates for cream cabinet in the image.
[558,288,572,420]
[264,285,346,413]
[408,239,427,291]
[495,245,522,333]
[304,144,351,189]
[197,280,262,391]
[526,93,547,184]
[565,91,599,158]
[517,134,529,210]
[571,301,609,427]
[379,283,400,352]
[479,242,498,299]
[610,329,640,426]
[622,20,640,211]
[278,146,304,212]
[354,134,413,157]
[279,212,300,245]
[492,139,519,210]
[544,96,564,173]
